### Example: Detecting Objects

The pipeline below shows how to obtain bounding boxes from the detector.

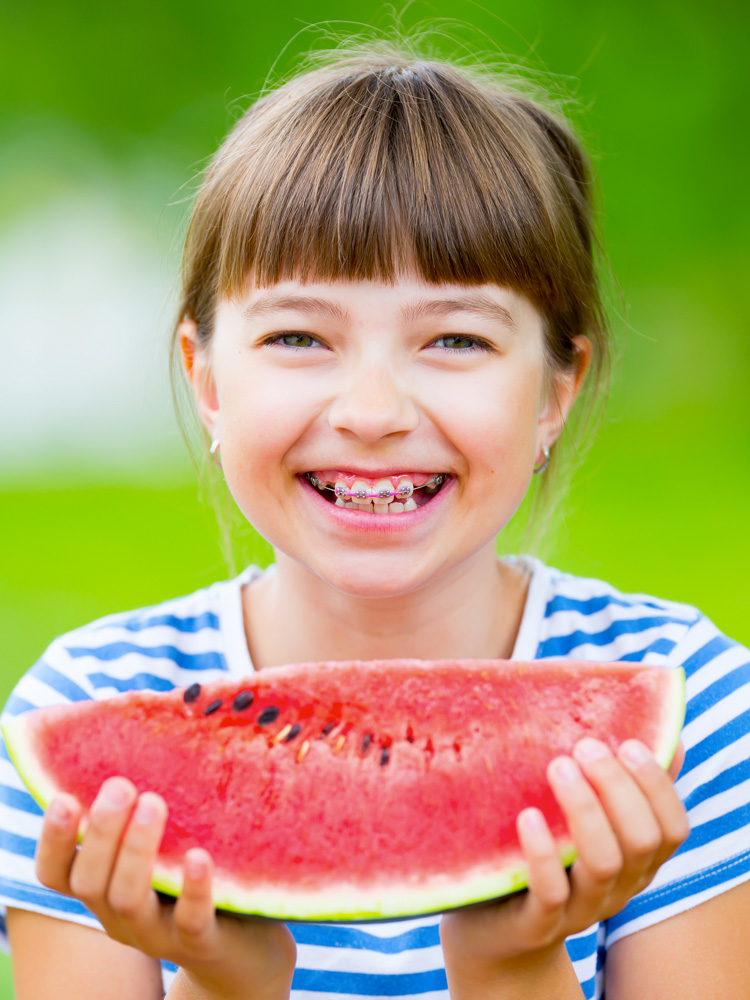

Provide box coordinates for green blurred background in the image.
[0,1,748,992]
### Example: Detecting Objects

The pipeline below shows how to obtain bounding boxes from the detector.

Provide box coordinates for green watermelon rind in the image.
[0,665,686,922]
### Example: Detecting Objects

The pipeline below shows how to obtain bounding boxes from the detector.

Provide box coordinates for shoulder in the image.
[532,561,707,665]
[2,568,261,716]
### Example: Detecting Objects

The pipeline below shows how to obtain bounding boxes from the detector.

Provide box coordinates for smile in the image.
[303,471,449,515]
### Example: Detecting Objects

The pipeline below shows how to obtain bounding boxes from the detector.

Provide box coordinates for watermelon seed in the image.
[232,690,254,711]
[297,740,311,762]
[379,746,390,767]
[257,706,280,726]
[333,734,347,754]
[360,733,373,755]
[204,699,222,716]
[183,683,201,704]
[406,725,415,743]
[284,723,302,743]
[272,724,292,744]
[320,721,336,737]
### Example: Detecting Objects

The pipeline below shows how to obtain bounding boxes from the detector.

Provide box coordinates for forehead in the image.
[233,277,543,333]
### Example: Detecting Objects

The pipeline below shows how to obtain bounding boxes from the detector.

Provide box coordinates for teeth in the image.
[351,480,372,503]
[310,471,447,513]
[374,479,394,503]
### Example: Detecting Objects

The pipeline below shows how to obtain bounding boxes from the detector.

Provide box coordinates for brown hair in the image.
[172,38,613,567]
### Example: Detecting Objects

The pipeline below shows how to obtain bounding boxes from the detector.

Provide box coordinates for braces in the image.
[307,474,446,501]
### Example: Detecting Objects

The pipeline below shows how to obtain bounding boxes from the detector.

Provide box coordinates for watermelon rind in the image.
[0,664,686,922]
[150,844,580,922]
[1,714,63,815]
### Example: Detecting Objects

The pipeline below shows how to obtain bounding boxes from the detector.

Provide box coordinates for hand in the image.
[440,739,689,976]
[35,777,296,1000]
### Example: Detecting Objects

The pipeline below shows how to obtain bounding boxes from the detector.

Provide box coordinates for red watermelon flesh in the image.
[2,659,685,920]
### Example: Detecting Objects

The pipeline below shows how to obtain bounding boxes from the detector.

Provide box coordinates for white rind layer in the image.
[152,844,579,921]
[1,714,62,809]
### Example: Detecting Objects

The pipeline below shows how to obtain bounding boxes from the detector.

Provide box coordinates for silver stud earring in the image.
[533,444,550,475]
[209,439,221,467]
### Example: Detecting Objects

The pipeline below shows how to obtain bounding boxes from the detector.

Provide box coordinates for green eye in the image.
[431,335,488,351]
[279,333,316,348]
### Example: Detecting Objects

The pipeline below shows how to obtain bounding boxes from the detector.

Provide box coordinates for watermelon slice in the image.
[2,659,685,921]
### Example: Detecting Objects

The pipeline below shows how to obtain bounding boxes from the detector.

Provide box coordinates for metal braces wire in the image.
[307,474,445,501]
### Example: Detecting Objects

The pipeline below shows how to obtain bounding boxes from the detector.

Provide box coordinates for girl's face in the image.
[184,276,589,598]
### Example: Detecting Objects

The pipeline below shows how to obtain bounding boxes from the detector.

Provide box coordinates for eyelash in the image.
[263,333,494,353]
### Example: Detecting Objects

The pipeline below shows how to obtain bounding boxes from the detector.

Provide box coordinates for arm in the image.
[6,909,163,1000]
[606,880,750,999]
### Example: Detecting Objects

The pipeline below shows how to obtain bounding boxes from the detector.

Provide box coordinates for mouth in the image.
[303,470,451,515]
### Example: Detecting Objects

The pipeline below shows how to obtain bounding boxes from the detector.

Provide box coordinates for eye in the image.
[428,335,493,353]
[264,332,323,350]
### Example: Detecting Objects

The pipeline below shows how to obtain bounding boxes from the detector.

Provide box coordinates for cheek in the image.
[431,367,542,473]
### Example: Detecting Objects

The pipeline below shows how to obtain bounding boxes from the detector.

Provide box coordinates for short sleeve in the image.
[605,615,750,946]
[0,638,104,933]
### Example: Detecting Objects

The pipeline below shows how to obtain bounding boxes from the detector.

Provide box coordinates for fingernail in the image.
[48,798,71,824]
[134,797,158,825]
[100,780,129,808]
[574,738,610,763]
[185,851,207,880]
[519,808,547,834]
[550,756,581,784]
[620,739,652,768]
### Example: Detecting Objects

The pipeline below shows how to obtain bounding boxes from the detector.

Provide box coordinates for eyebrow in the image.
[243,290,517,331]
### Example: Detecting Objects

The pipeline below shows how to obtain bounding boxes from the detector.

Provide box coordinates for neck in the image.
[243,545,531,669]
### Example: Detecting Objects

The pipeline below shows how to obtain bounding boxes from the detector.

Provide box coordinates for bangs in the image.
[189,61,592,321]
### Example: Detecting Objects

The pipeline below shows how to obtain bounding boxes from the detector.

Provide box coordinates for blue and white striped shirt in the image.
[1,558,748,999]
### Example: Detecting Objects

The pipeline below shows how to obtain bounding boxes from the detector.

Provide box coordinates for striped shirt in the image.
[1,558,748,999]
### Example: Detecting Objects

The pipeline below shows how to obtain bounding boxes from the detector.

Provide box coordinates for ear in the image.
[179,320,221,440]
[536,335,592,448]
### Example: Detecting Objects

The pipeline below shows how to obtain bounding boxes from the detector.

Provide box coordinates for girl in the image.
[1,39,749,1000]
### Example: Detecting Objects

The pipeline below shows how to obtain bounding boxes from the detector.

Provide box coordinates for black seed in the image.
[203,699,222,716]
[361,733,373,755]
[284,723,302,743]
[320,721,336,737]
[232,690,254,711]
[257,706,280,726]
[183,683,201,704]
[379,746,390,767]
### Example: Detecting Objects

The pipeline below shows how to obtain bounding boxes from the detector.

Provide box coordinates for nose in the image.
[327,362,420,443]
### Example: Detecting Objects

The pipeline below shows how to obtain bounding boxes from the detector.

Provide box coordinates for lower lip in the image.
[298,475,456,532]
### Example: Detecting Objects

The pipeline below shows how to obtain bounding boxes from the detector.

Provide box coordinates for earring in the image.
[209,439,221,467]
[533,444,550,475]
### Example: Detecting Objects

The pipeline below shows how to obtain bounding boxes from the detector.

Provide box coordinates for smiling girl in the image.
[1,39,749,1000]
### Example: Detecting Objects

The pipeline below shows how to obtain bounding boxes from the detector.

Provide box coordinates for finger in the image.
[106,792,167,925]
[617,740,691,866]
[36,793,83,894]
[572,738,662,884]
[515,808,570,937]
[173,848,217,942]
[547,756,622,911]
[68,777,137,906]
[667,739,685,781]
